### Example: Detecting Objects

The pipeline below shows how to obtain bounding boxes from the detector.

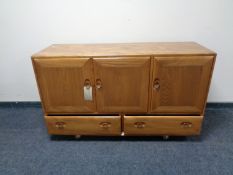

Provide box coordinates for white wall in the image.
[0,0,233,102]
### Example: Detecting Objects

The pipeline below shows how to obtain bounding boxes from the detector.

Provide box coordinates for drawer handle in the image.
[55,122,66,129]
[180,122,193,128]
[134,122,146,128]
[99,122,111,129]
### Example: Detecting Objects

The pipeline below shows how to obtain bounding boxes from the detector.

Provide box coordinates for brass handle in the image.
[55,122,66,129]
[180,122,193,128]
[96,79,102,89]
[153,78,160,91]
[134,122,146,128]
[84,79,91,89]
[99,122,111,129]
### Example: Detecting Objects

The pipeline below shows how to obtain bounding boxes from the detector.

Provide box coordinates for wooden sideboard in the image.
[32,42,216,138]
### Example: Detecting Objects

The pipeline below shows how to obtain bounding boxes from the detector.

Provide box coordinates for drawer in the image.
[45,115,121,136]
[123,115,203,136]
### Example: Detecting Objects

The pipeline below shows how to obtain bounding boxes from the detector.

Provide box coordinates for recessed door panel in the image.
[33,58,96,114]
[94,57,150,113]
[150,56,214,114]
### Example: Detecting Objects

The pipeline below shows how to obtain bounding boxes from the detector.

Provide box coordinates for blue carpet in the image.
[0,104,232,175]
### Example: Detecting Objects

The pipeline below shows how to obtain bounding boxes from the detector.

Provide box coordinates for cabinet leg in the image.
[163,135,169,140]
[75,135,81,139]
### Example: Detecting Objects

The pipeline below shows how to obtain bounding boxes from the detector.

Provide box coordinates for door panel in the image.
[150,56,214,114]
[94,57,150,113]
[33,58,96,114]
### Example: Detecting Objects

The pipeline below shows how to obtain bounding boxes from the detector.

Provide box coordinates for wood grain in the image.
[201,55,216,115]
[45,115,121,135]
[93,57,150,113]
[32,42,216,58]
[124,115,203,136]
[150,56,214,114]
[33,58,96,114]
[31,42,216,136]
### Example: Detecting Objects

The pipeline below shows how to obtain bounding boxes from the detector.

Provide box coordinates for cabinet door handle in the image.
[153,78,160,91]
[84,79,91,89]
[99,122,111,129]
[96,79,102,89]
[134,122,146,128]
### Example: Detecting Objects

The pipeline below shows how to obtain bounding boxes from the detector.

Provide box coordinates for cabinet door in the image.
[93,57,150,113]
[33,58,96,114]
[150,56,214,114]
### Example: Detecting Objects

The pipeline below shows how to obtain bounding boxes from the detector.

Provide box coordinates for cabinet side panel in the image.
[201,55,216,115]
[32,57,47,114]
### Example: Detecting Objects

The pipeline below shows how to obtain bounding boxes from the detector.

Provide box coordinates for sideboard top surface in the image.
[32,42,216,58]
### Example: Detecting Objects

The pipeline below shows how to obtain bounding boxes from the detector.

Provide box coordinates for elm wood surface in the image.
[124,115,203,136]
[45,115,121,135]
[150,56,214,114]
[32,42,216,58]
[32,58,96,114]
[32,42,216,136]
[93,57,150,113]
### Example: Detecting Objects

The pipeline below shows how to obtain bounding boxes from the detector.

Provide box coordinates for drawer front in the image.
[124,115,203,136]
[45,115,121,135]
